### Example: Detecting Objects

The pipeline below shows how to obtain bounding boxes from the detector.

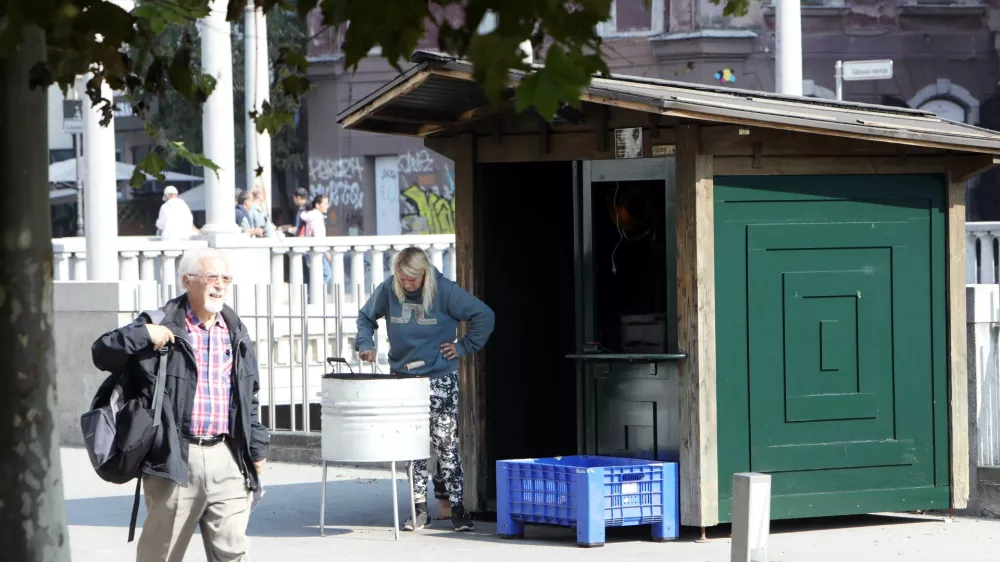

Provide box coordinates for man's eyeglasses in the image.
[191,273,234,285]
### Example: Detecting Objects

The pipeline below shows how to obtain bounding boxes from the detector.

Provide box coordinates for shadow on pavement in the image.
[426,511,941,549]
[65,478,437,539]
[67,475,942,548]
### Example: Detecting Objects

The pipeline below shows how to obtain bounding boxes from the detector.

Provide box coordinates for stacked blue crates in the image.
[496,455,680,547]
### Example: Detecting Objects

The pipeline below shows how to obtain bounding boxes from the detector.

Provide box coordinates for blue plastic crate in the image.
[496,455,679,547]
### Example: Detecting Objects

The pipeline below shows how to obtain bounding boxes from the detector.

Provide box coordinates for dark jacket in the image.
[91,294,270,490]
[235,204,249,231]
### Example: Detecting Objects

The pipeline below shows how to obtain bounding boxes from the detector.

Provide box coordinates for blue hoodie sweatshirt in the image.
[355,268,495,378]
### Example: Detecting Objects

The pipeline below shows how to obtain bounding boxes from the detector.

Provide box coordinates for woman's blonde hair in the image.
[393,246,437,313]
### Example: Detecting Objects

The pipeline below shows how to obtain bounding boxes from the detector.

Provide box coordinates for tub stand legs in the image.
[319,461,328,537]
[391,461,400,540]
[319,459,419,541]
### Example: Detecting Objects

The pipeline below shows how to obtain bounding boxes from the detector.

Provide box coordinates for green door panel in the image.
[714,174,949,522]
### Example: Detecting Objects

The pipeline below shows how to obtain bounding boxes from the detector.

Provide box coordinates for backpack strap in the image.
[128,309,169,543]
[151,348,168,428]
[128,479,142,542]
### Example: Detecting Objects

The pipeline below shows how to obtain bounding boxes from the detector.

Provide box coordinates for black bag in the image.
[81,309,168,541]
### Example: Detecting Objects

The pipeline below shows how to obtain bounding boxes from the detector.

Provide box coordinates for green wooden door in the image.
[715,175,950,522]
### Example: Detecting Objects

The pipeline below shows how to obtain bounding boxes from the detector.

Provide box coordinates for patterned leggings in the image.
[413,372,464,506]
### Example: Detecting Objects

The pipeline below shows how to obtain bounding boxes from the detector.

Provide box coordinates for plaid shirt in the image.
[184,304,233,437]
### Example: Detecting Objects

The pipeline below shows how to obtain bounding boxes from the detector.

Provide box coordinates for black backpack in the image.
[81,309,168,541]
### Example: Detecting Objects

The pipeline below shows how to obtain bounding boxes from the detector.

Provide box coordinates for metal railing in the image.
[977,325,1000,468]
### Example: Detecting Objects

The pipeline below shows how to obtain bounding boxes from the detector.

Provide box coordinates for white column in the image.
[371,245,389,288]
[244,5,272,208]
[350,246,369,301]
[81,78,119,281]
[731,473,771,562]
[139,251,159,282]
[54,252,71,281]
[331,247,347,299]
[199,0,239,237]
[119,251,140,281]
[310,247,328,306]
[161,250,182,301]
[775,0,803,96]
[72,252,87,281]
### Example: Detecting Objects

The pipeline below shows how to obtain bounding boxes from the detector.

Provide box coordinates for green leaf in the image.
[227,0,248,22]
[131,152,168,187]
[280,75,310,101]
[169,40,196,103]
[281,47,309,73]
[256,108,294,135]
[294,0,319,21]
[169,140,221,176]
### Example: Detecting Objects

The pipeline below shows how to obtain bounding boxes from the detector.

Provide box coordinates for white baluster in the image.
[161,250,182,302]
[271,248,287,306]
[429,243,446,273]
[389,247,402,273]
[310,246,329,306]
[968,232,979,284]
[72,252,88,281]
[289,248,307,312]
[331,247,347,301]
[139,251,160,282]
[54,252,71,281]
[350,245,370,302]
[120,251,140,281]
[371,245,389,288]
[979,232,996,284]
[446,245,457,281]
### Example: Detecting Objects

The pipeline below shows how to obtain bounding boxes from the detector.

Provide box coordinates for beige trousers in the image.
[137,441,252,562]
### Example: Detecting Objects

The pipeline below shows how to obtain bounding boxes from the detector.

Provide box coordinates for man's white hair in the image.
[177,248,230,289]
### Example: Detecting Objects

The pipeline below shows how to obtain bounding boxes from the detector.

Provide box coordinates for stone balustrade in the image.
[968,222,1000,284]
[52,234,458,305]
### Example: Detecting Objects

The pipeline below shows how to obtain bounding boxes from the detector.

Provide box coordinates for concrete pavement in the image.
[63,447,1000,561]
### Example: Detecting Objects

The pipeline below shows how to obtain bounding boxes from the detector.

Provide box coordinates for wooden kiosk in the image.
[337,51,1000,530]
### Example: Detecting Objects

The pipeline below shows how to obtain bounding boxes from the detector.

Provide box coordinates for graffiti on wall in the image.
[308,157,364,210]
[308,156,365,233]
[398,149,455,235]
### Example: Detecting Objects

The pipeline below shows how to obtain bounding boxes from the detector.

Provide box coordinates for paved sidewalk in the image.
[63,447,999,562]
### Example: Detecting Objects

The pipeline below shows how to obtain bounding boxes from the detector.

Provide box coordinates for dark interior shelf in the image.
[565,353,687,362]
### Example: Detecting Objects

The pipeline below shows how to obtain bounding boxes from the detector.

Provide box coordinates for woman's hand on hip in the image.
[440,342,458,360]
[359,349,376,362]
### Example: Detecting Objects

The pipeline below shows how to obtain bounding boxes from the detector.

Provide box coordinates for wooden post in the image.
[946,167,970,510]
[455,133,488,511]
[675,124,720,528]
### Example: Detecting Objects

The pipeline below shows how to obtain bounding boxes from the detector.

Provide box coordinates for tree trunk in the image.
[0,26,72,562]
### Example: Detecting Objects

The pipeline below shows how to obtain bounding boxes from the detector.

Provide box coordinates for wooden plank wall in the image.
[675,124,720,528]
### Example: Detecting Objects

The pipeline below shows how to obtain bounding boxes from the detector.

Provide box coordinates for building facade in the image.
[305,0,1000,231]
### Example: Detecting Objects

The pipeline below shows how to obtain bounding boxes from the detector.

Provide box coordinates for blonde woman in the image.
[356,246,495,532]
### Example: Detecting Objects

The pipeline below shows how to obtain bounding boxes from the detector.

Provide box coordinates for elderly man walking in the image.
[91,248,269,562]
